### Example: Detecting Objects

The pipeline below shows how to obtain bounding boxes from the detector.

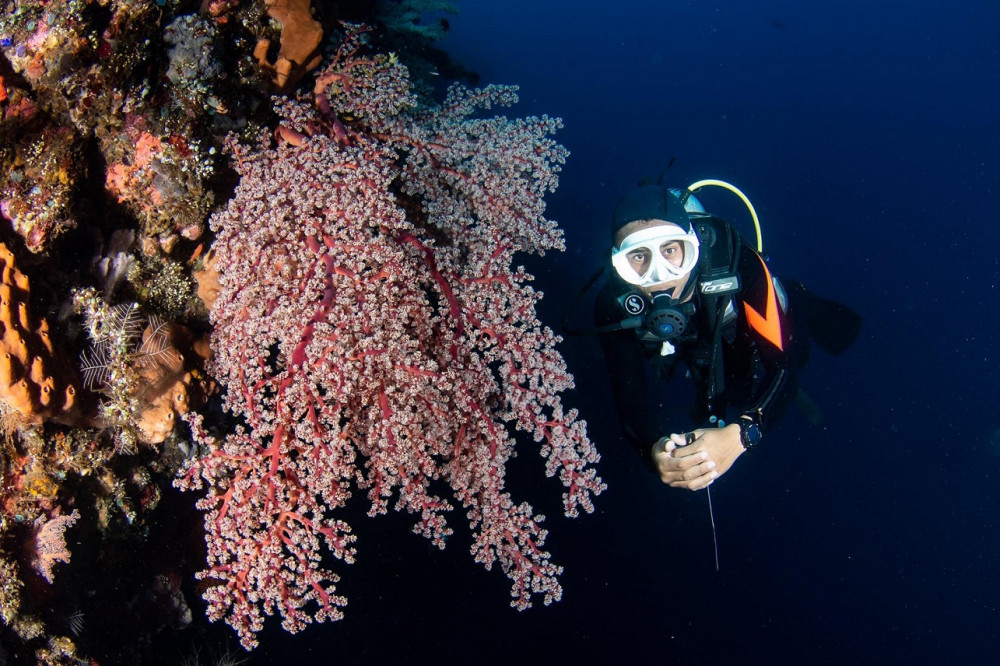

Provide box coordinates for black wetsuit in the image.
[595,216,801,467]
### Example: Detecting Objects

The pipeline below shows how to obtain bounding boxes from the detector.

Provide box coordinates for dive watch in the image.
[738,416,762,451]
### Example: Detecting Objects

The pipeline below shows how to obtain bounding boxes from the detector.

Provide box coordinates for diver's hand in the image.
[651,424,744,491]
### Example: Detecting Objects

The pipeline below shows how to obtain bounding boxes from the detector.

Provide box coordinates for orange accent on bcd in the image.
[742,254,783,351]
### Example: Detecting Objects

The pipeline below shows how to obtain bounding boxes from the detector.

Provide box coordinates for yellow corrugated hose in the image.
[687,179,763,253]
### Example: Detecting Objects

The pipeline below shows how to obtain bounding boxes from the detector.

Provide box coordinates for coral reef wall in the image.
[0,2,599,663]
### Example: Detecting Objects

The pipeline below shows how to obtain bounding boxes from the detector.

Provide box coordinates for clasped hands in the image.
[651,423,745,491]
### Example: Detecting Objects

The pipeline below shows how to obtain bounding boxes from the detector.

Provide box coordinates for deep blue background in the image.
[213,1,1000,663]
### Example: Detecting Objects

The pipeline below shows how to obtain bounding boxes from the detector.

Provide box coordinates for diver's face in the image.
[614,220,692,298]
[622,239,685,275]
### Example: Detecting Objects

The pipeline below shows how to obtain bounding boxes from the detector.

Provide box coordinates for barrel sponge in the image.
[0,243,79,423]
[253,0,323,92]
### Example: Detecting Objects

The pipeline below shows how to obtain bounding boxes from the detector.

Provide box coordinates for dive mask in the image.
[611,224,700,288]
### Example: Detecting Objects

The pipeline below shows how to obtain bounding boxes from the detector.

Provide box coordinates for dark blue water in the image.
[235,1,1000,663]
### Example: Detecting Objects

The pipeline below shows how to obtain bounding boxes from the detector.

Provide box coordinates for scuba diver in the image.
[589,180,861,490]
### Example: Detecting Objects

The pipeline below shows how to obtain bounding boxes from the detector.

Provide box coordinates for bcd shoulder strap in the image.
[691,216,742,410]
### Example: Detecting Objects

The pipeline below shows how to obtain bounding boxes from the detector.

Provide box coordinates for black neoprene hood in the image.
[611,186,692,242]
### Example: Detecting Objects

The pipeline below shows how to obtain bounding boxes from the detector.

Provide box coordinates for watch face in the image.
[742,421,761,448]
